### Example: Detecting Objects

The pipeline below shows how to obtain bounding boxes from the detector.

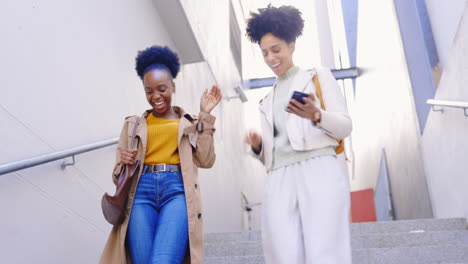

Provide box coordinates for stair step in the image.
[352,230,468,249]
[205,230,468,257]
[204,218,467,243]
[206,230,468,248]
[205,241,262,258]
[204,245,468,264]
[204,218,468,263]
[356,218,467,235]
[205,255,265,264]
[354,245,468,264]
[204,230,261,243]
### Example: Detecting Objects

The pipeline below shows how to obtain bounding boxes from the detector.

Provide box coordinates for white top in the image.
[255,66,352,171]
[272,66,335,170]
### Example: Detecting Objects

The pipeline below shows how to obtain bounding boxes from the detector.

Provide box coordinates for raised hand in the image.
[200,85,222,114]
[286,93,322,122]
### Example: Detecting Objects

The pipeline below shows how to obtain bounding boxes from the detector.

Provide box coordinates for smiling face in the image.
[143,69,176,118]
[260,33,295,77]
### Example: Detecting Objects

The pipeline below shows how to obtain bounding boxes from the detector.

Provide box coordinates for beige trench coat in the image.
[99,106,216,264]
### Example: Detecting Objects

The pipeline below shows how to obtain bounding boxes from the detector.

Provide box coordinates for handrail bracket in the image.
[431,105,444,113]
[61,155,76,169]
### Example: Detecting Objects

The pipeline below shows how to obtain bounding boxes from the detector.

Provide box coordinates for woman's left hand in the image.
[286,93,322,122]
[200,85,222,114]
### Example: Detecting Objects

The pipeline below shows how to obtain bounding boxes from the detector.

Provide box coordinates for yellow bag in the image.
[313,74,345,155]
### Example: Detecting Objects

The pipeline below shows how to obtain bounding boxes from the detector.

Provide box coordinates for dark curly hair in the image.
[135,45,180,80]
[246,5,304,44]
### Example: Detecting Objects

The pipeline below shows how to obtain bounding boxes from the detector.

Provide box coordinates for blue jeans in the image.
[127,170,189,264]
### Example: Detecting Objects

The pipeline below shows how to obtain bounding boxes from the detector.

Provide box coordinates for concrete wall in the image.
[349,0,433,219]
[425,0,468,70]
[0,0,253,262]
[422,3,468,220]
[0,1,171,263]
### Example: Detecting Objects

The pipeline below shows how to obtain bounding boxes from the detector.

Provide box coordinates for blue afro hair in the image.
[246,5,304,44]
[135,45,180,79]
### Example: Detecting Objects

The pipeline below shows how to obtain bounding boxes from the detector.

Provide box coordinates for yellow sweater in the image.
[144,114,180,165]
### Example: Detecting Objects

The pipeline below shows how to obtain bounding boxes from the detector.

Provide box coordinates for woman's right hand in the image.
[244,131,262,154]
[120,148,137,165]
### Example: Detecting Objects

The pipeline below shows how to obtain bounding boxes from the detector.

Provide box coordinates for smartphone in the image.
[290,91,309,104]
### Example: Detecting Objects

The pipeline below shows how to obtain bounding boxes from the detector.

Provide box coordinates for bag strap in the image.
[129,116,142,149]
[313,73,326,110]
[312,71,346,156]
[118,116,142,185]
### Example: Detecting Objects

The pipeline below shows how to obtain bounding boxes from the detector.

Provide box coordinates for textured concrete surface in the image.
[205,218,468,263]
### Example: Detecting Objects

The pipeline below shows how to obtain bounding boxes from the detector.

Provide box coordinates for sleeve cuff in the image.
[315,110,333,134]
[198,111,216,125]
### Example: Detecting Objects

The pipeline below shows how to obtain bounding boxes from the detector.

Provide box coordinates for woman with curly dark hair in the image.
[100,45,221,264]
[244,5,352,264]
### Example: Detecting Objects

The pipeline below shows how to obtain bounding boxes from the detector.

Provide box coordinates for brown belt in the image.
[143,164,181,173]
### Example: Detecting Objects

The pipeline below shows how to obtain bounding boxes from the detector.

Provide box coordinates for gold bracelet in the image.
[313,111,321,122]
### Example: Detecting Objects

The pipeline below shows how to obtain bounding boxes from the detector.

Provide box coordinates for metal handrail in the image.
[427,99,468,117]
[246,67,361,89]
[0,138,118,176]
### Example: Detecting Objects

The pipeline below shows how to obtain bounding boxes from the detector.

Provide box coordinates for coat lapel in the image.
[135,111,149,150]
[288,68,314,94]
[173,106,196,146]
[178,117,193,145]
[259,89,274,129]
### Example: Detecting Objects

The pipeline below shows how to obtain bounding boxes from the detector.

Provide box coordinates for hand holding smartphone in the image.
[287,91,322,122]
[290,91,309,104]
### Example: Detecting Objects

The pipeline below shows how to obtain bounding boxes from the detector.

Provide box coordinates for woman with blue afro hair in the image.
[100,45,222,264]
[244,5,353,264]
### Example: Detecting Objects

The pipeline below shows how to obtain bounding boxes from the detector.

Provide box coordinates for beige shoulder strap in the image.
[312,71,346,155]
[313,73,326,110]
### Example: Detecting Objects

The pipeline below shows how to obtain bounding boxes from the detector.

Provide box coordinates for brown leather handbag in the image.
[101,116,142,225]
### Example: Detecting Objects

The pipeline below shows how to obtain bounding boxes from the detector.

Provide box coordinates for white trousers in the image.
[262,155,352,264]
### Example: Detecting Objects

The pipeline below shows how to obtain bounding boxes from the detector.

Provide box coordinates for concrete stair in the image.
[204,218,468,264]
